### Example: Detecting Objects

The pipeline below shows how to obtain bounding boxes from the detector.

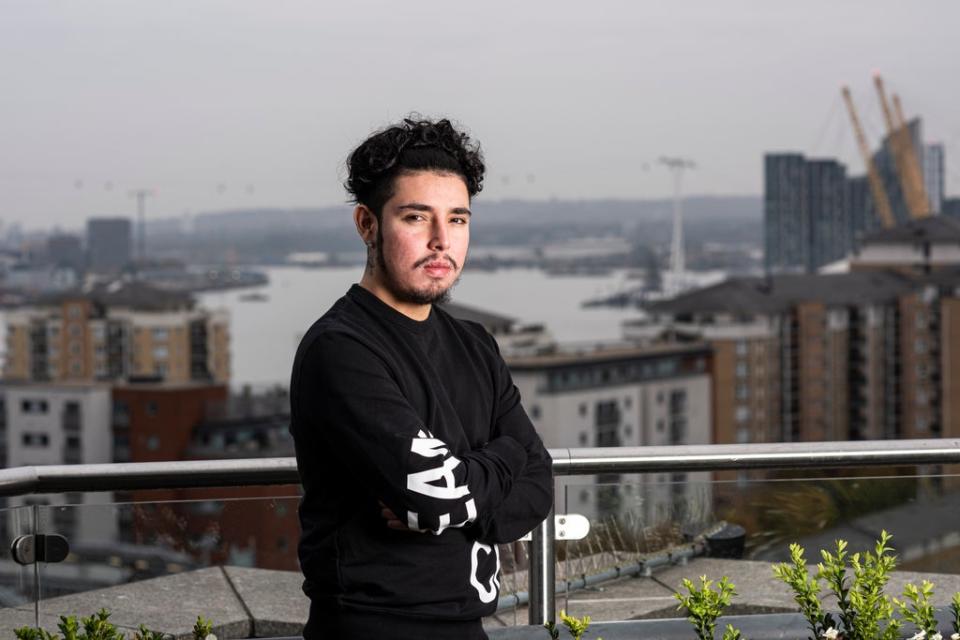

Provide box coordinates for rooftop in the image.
[646,270,917,316]
[504,341,708,369]
[36,279,194,312]
[860,215,960,245]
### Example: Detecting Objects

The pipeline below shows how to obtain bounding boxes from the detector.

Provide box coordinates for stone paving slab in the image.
[2,567,251,639]
[223,566,307,637]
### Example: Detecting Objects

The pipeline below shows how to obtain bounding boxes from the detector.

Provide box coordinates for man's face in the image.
[365,170,471,314]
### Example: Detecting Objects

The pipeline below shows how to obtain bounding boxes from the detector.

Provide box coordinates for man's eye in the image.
[451,217,469,225]
[405,214,426,222]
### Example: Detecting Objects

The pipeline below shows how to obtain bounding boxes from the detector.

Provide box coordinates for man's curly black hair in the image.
[345,117,485,219]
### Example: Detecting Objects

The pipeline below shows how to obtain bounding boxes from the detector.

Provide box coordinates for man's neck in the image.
[358,273,431,321]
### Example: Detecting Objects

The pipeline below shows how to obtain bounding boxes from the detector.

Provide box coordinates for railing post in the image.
[528,507,556,626]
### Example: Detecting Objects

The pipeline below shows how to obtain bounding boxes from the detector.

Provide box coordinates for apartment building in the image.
[630,269,960,447]
[506,343,712,523]
[3,280,229,385]
[2,383,117,543]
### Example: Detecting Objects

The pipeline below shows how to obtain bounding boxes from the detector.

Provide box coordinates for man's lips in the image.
[423,262,452,277]
[415,255,458,277]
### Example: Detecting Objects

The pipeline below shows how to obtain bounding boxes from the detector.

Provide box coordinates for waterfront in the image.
[198,265,646,389]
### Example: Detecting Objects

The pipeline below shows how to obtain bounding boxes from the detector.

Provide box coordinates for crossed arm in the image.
[298,331,553,542]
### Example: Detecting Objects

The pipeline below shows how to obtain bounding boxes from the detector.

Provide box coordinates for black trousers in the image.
[303,601,488,640]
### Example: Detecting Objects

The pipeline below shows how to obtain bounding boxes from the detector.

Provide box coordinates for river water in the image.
[197,265,645,389]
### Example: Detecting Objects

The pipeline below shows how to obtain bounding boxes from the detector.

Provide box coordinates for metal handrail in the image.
[2,439,959,626]
[1,439,958,496]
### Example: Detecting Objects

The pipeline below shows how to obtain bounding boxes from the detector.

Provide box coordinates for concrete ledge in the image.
[0,566,306,639]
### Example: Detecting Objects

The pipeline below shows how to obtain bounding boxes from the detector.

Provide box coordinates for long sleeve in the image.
[293,331,528,536]
[471,337,554,544]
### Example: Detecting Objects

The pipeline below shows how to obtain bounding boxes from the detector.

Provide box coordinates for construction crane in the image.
[873,74,929,218]
[892,91,931,216]
[841,86,896,228]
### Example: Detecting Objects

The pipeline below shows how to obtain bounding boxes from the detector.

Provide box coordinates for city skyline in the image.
[3,1,959,228]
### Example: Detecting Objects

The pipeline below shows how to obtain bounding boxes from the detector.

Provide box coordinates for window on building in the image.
[145,401,158,417]
[20,399,50,414]
[736,426,750,443]
[69,324,81,337]
[153,328,169,341]
[669,390,687,414]
[595,400,621,447]
[22,433,50,447]
[736,384,749,400]
[624,396,632,409]
[578,432,588,446]
[623,425,633,438]
[735,362,748,378]
[153,346,169,359]
[736,406,751,423]
[735,340,748,356]
[146,435,160,451]
[65,435,81,450]
[656,360,677,376]
[578,403,588,417]
[669,417,687,445]
[656,419,665,433]
[68,306,81,319]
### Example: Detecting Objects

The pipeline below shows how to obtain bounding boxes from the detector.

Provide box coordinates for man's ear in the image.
[354,205,378,247]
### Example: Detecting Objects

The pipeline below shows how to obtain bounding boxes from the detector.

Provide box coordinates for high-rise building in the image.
[47,233,86,273]
[764,154,807,273]
[944,198,960,218]
[764,155,852,273]
[765,118,944,273]
[3,281,229,384]
[87,218,132,273]
[925,143,946,214]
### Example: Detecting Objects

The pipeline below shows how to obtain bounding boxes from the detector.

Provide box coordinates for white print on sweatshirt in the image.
[406,429,477,535]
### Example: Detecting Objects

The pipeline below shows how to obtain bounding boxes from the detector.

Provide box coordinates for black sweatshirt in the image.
[289,285,553,630]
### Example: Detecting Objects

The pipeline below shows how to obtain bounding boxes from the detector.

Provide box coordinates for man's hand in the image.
[378,500,412,531]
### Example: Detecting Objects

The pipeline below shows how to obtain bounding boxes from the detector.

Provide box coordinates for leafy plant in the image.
[192,616,215,640]
[675,575,743,640]
[14,628,58,640]
[896,580,938,637]
[773,542,834,640]
[845,531,900,640]
[14,609,199,640]
[544,610,601,640]
[952,591,960,637]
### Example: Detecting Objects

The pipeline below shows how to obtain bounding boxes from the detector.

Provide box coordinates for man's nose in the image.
[428,219,449,251]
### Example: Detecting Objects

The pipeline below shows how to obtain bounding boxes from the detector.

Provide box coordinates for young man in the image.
[290,118,553,639]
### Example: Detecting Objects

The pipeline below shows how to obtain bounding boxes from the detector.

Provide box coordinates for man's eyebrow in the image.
[396,202,472,216]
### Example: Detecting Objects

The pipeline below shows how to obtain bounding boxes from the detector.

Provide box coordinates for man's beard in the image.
[373,228,459,306]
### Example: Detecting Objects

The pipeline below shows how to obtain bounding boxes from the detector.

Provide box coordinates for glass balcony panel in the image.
[32,490,301,638]
[0,503,40,630]
[554,471,960,625]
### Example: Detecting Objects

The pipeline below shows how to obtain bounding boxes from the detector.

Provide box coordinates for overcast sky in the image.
[2,1,959,230]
